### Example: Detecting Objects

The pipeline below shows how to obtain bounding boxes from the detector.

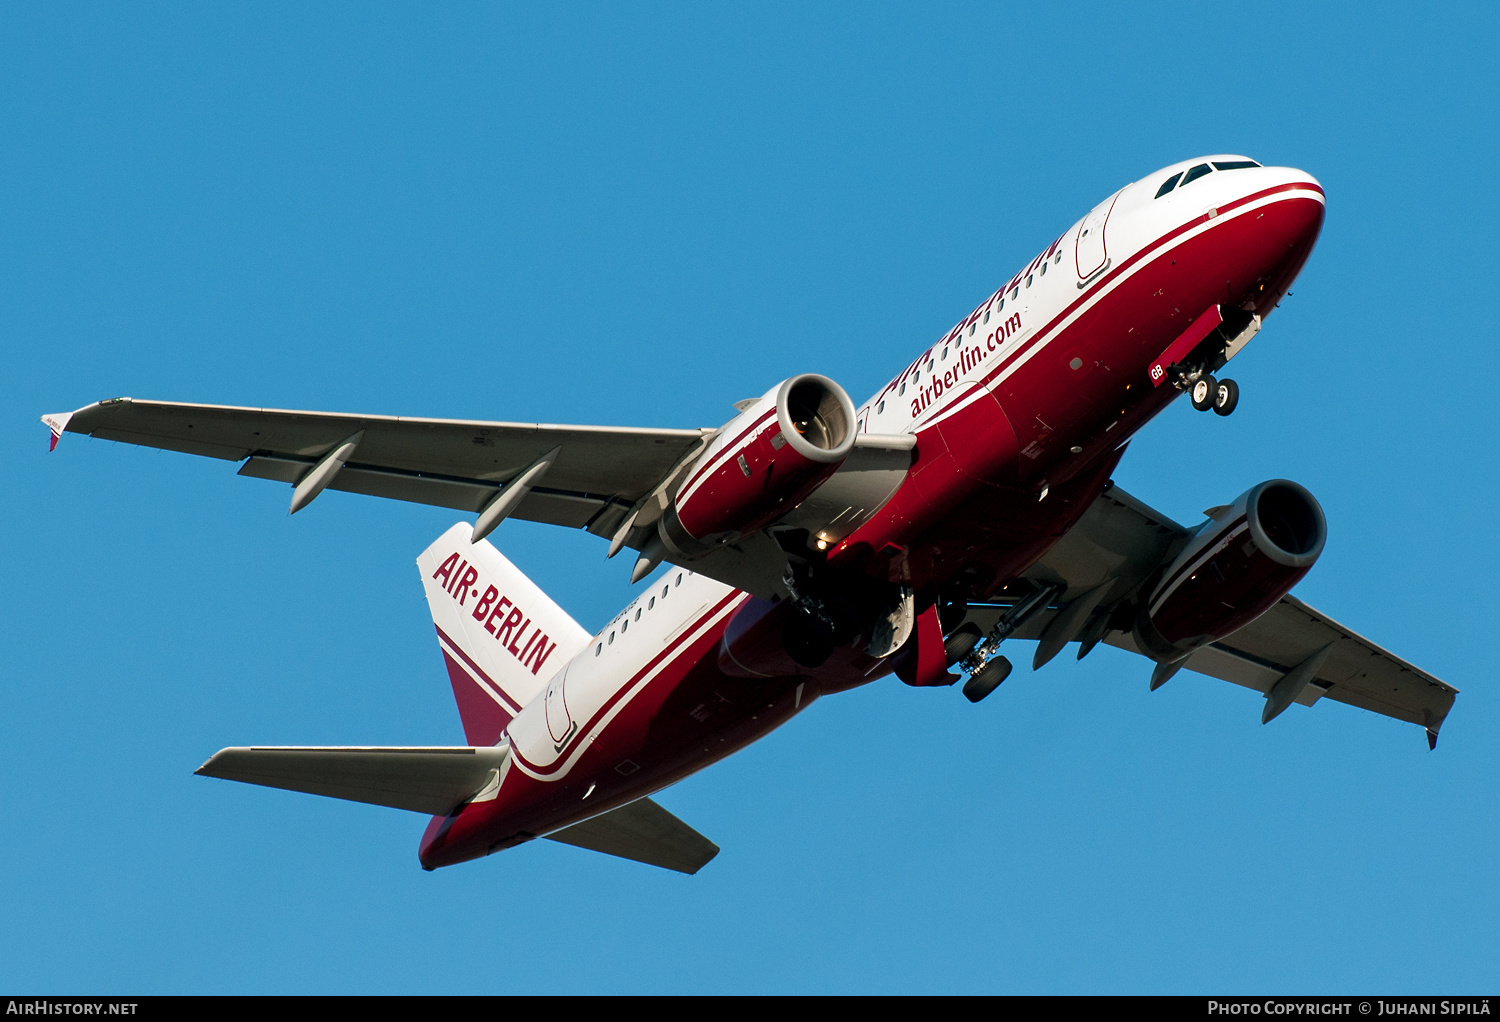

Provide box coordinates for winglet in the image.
[40,411,74,451]
[1427,728,1439,751]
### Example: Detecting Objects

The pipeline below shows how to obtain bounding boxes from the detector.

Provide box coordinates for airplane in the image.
[41,154,1457,875]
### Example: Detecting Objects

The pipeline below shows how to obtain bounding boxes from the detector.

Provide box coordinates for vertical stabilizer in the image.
[417,523,592,746]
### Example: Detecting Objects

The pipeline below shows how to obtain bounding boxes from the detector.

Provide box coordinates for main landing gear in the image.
[942,623,1013,702]
[963,656,1013,703]
[1187,373,1239,416]
[952,582,1062,704]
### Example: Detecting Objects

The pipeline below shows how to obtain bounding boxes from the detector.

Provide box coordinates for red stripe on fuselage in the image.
[892,182,1325,436]
[968,183,1324,401]
[835,181,1323,594]
[506,589,749,777]
[423,180,1329,869]
[420,588,788,868]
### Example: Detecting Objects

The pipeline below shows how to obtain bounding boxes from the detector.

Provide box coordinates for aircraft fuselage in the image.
[418,156,1327,869]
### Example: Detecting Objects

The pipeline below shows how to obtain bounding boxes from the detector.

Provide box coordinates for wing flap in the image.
[195,745,510,816]
[544,797,720,874]
[1201,596,1458,731]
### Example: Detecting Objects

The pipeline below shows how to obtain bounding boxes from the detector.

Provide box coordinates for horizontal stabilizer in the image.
[545,797,720,874]
[195,745,509,816]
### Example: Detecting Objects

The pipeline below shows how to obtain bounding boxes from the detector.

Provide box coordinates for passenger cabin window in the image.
[1155,173,1182,198]
[1212,160,1261,170]
[1181,163,1213,186]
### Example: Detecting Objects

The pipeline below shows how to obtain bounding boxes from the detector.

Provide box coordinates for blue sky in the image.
[4,2,1497,993]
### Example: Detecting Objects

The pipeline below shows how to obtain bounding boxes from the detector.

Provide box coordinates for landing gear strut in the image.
[955,581,1061,704]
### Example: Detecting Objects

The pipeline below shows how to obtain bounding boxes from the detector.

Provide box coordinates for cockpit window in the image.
[1181,163,1213,186]
[1212,160,1261,170]
[1155,173,1182,198]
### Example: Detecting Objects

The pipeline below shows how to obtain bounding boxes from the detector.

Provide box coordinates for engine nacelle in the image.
[1134,479,1326,662]
[669,373,856,542]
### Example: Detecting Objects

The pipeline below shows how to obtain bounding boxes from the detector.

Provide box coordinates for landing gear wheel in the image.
[1190,374,1218,411]
[944,624,982,666]
[962,656,1013,703]
[1212,377,1239,416]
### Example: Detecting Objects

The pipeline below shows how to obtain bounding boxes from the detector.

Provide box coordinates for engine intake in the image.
[1135,479,1326,662]
[669,373,856,542]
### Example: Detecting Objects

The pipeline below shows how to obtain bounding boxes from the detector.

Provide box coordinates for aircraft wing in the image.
[43,397,917,600]
[964,482,1458,742]
[44,397,712,539]
[1103,595,1458,737]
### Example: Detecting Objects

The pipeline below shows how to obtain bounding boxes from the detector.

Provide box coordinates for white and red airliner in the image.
[43,155,1456,874]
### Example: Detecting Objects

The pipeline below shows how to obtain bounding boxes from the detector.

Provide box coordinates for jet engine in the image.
[1134,479,1326,662]
[668,373,856,542]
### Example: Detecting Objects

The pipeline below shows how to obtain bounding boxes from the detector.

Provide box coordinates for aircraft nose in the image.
[1241,168,1325,316]
[1272,170,1325,246]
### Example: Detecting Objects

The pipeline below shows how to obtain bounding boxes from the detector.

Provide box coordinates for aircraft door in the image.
[1075,192,1119,282]
[544,665,577,751]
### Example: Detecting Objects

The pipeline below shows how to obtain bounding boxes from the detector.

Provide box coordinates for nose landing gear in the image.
[1187,372,1239,416]
[1211,377,1238,416]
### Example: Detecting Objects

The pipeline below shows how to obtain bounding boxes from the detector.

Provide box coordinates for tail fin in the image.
[418,523,592,746]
